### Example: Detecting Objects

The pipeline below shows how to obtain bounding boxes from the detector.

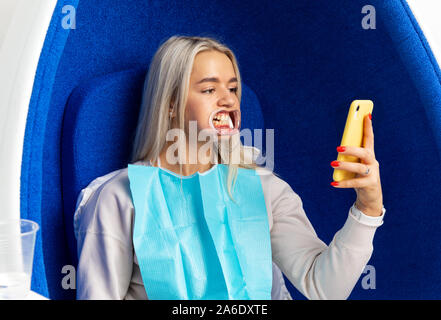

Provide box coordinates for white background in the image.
[0,0,56,221]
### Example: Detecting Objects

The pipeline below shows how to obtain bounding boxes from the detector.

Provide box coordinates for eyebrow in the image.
[196,77,238,85]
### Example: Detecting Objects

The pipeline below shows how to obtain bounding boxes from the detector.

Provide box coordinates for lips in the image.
[209,109,240,135]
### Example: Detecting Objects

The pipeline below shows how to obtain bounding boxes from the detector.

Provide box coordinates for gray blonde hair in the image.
[130,35,260,201]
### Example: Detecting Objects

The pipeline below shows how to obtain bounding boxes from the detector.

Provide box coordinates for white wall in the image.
[0,1,18,48]
[407,0,441,67]
[0,0,56,221]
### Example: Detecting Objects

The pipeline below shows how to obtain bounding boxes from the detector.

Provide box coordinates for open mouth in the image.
[209,109,241,135]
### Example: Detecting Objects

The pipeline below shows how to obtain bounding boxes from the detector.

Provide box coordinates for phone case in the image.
[333,100,374,182]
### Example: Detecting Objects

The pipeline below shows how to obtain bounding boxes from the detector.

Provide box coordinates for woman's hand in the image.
[330,114,384,217]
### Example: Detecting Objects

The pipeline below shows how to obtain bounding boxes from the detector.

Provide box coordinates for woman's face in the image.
[183,50,241,137]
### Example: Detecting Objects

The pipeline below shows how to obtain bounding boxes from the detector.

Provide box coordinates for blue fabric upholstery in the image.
[23,0,441,299]
[21,0,79,298]
[61,67,145,267]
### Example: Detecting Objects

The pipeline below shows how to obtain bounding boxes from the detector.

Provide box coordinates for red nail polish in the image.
[331,181,339,186]
[330,161,340,167]
[336,146,346,152]
[369,113,372,120]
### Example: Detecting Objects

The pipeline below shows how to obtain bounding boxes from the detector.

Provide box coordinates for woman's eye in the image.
[202,88,238,94]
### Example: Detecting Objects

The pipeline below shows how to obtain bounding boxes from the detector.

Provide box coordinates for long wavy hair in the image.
[130,35,261,201]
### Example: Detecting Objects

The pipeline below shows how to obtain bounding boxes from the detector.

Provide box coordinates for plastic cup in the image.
[0,219,39,299]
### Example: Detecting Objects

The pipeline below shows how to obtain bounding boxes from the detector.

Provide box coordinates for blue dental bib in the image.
[127,163,272,300]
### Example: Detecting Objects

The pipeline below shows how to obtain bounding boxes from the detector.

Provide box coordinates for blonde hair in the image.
[130,35,261,201]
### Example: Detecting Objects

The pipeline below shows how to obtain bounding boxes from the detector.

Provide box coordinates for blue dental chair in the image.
[22,0,441,299]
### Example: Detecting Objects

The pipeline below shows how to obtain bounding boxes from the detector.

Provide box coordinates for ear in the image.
[169,103,176,118]
[169,95,176,109]
[169,92,177,117]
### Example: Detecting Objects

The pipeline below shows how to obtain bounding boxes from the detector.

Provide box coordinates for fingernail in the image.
[330,161,340,167]
[337,146,346,152]
[369,113,372,120]
[331,181,339,186]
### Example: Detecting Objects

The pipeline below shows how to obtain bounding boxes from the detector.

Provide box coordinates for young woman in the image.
[74,35,385,300]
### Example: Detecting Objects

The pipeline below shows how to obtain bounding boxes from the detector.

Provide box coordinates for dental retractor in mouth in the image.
[209,109,240,135]
[213,112,234,129]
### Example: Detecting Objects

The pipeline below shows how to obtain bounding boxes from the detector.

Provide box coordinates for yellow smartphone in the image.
[333,100,374,182]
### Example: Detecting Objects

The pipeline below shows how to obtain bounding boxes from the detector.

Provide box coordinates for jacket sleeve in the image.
[75,180,134,300]
[268,175,383,300]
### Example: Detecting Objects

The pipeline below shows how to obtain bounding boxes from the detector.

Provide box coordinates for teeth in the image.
[213,112,230,123]
[212,113,233,130]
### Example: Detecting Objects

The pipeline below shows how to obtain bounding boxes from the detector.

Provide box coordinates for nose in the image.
[218,87,236,108]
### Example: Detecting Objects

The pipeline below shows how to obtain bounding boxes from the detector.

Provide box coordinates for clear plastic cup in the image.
[0,219,39,299]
